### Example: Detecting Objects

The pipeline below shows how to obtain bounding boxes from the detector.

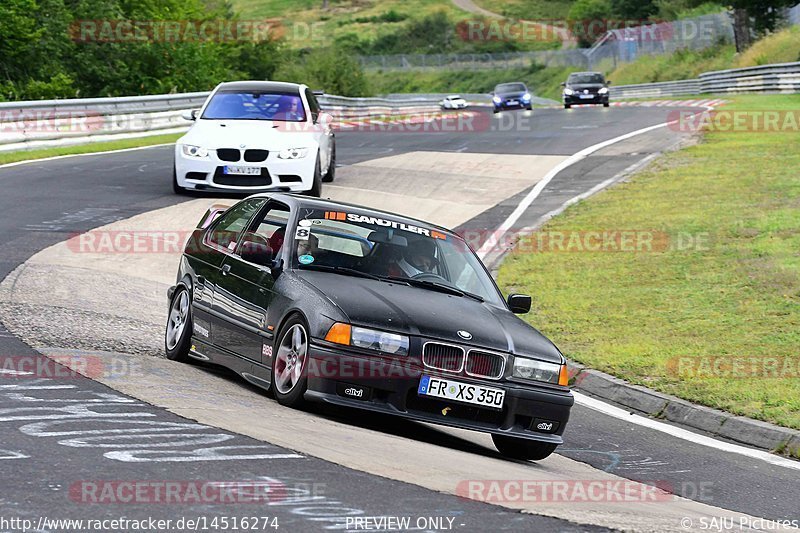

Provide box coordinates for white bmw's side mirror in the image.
[182,109,198,121]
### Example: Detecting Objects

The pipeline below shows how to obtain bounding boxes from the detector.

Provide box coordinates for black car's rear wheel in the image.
[272,316,310,407]
[165,287,192,362]
[492,434,557,461]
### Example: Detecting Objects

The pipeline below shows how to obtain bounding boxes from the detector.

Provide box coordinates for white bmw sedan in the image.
[173,81,335,196]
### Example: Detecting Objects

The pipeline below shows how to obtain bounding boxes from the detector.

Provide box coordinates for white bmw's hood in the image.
[179,119,322,150]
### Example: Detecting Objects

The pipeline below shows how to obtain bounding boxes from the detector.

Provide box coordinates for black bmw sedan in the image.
[166,194,573,461]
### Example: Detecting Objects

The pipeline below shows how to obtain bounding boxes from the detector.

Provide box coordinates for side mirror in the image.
[560,82,566,87]
[507,294,532,314]
[182,109,198,121]
[606,80,612,85]
[240,239,274,268]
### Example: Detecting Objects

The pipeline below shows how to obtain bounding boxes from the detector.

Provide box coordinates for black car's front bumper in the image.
[305,341,573,443]
[493,99,532,112]
[564,93,609,105]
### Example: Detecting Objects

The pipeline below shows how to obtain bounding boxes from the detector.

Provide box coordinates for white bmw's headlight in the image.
[599,87,609,94]
[512,357,566,385]
[351,326,409,356]
[278,148,309,159]
[563,88,574,96]
[181,144,208,158]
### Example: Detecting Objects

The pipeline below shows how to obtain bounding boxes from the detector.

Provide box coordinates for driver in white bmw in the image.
[173,81,335,196]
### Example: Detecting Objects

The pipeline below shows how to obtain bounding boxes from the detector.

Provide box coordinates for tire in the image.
[305,157,322,197]
[172,165,185,195]
[165,286,192,362]
[492,434,557,461]
[526,105,533,111]
[603,102,610,108]
[564,104,571,109]
[272,315,310,408]
[322,143,336,183]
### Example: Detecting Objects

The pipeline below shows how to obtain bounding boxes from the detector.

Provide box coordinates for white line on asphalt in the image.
[475,111,709,259]
[574,392,800,471]
[0,369,34,376]
[0,143,176,170]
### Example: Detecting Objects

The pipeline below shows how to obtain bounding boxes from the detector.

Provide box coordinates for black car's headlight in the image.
[325,323,409,356]
[512,356,568,386]
[563,88,574,96]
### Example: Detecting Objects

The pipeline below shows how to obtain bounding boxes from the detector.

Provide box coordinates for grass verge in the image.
[0,133,182,166]
[497,94,800,429]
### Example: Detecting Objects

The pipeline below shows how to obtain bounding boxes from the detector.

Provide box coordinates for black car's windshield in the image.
[568,73,605,84]
[495,83,526,93]
[202,90,306,122]
[293,209,503,305]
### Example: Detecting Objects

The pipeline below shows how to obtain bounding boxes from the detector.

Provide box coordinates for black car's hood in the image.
[567,83,606,91]
[297,271,562,363]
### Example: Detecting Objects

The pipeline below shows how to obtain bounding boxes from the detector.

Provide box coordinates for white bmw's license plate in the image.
[418,375,505,409]
[223,165,261,175]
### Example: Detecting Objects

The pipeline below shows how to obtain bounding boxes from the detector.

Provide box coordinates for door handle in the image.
[221,264,231,276]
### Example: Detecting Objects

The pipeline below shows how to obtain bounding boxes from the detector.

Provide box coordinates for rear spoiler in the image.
[197,204,232,229]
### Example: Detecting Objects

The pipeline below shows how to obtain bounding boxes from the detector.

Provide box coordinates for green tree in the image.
[567,0,614,47]
[275,47,369,96]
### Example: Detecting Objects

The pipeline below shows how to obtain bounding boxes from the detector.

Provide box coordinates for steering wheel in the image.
[411,272,449,283]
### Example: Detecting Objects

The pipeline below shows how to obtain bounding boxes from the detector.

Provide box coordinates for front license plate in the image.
[507,100,518,106]
[418,375,505,410]
[223,165,261,175]
[579,94,595,99]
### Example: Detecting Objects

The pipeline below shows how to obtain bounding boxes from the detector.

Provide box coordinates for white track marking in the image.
[575,392,800,471]
[476,107,711,259]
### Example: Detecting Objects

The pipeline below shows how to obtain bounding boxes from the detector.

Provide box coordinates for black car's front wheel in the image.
[272,316,310,407]
[165,287,192,362]
[492,434,557,461]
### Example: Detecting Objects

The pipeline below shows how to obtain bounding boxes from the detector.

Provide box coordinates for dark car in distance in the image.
[165,194,573,461]
[491,82,533,113]
[562,72,611,109]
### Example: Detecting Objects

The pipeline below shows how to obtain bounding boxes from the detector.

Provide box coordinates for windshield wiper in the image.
[381,276,484,302]
[300,264,381,281]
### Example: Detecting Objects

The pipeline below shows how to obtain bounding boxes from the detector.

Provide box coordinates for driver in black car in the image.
[399,239,439,276]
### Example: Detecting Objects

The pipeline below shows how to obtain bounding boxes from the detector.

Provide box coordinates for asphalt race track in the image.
[0,106,797,532]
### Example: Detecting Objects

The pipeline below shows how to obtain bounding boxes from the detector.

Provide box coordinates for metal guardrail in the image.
[0,92,456,152]
[611,62,800,99]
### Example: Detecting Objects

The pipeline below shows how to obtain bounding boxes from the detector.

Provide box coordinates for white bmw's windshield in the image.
[202,91,306,122]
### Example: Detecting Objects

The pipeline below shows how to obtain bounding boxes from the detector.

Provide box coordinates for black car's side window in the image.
[207,199,265,252]
[246,203,291,257]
